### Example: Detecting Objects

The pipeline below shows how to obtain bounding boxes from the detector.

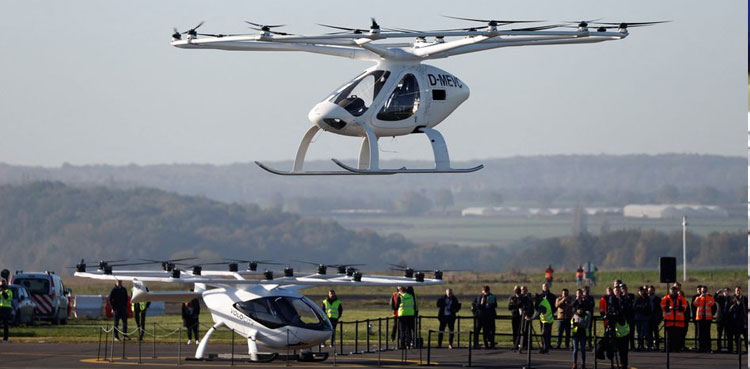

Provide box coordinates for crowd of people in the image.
[107,280,202,344]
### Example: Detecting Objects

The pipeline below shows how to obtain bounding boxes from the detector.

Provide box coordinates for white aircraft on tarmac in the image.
[74,259,442,362]
[170,17,665,175]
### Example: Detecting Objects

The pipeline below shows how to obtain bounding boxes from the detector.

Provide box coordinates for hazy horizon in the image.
[1,0,746,166]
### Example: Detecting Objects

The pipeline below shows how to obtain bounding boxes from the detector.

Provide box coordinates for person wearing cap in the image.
[661,286,688,352]
[633,286,651,351]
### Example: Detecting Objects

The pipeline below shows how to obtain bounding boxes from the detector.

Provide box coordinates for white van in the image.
[11,271,70,325]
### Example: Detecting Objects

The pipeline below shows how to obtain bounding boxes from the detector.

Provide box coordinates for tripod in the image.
[604,325,622,369]
[517,318,542,353]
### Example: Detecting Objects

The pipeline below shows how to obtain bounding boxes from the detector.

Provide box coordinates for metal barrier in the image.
[88,315,746,367]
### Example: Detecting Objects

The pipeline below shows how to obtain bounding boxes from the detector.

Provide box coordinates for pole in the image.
[467,331,472,367]
[354,320,359,354]
[682,215,687,282]
[103,326,109,362]
[152,322,157,358]
[138,331,142,364]
[593,319,597,369]
[457,316,461,348]
[231,328,235,366]
[97,326,103,361]
[427,330,432,366]
[178,327,182,365]
[122,328,126,359]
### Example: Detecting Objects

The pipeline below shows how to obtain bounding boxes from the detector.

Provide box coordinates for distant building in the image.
[623,204,729,219]
[461,206,622,217]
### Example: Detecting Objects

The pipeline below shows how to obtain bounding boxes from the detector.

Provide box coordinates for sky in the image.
[0,0,746,166]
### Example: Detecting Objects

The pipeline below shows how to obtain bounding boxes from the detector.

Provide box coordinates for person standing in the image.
[633,286,651,351]
[518,286,535,352]
[536,292,554,354]
[690,285,702,350]
[131,298,151,341]
[693,285,716,353]
[661,286,687,353]
[508,286,524,350]
[396,286,416,349]
[108,280,130,341]
[727,286,748,353]
[570,307,589,369]
[620,284,636,350]
[581,286,595,349]
[322,289,343,348]
[555,288,573,349]
[575,265,584,287]
[714,288,730,352]
[614,316,631,369]
[647,285,662,351]
[0,280,12,343]
[436,288,461,348]
[390,287,400,344]
[182,294,201,345]
[472,285,497,349]
[544,265,554,287]
[599,287,613,330]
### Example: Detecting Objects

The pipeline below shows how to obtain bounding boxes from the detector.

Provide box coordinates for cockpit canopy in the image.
[330,70,391,117]
[234,296,330,331]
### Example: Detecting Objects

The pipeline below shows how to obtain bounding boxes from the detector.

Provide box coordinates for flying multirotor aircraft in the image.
[74,258,443,362]
[170,17,666,175]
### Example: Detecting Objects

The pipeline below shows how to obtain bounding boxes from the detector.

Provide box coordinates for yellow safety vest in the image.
[323,298,341,319]
[0,289,12,308]
[132,301,147,312]
[571,314,589,335]
[539,298,554,324]
[398,292,415,317]
[615,321,630,338]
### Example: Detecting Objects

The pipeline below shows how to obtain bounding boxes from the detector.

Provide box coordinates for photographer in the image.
[518,286,535,352]
[555,288,573,349]
[0,279,12,343]
[508,285,524,350]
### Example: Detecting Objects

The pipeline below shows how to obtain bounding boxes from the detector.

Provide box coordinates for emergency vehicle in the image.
[11,271,71,325]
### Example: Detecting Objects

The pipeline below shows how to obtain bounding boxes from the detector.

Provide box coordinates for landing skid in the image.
[331,159,484,174]
[257,125,483,176]
[254,161,394,176]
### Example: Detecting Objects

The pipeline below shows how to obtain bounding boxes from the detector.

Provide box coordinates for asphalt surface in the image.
[0,342,746,368]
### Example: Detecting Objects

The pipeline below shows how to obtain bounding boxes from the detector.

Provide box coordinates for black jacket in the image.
[508,294,523,319]
[436,295,461,317]
[182,298,201,321]
[108,286,129,312]
[472,293,497,318]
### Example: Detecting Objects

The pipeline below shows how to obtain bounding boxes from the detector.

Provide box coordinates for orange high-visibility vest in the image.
[694,295,716,321]
[661,295,687,327]
[576,269,584,278]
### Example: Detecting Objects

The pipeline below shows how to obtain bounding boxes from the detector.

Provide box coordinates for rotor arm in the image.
[172,39,372,59]
[426,33,624,59]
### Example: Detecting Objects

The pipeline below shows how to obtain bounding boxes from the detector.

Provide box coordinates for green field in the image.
[7,269,745,346]
[329,214,747,246]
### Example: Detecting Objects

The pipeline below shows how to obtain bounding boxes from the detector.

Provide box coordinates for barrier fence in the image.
[90,314,746,367]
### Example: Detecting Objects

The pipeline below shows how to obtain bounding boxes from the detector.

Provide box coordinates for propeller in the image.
[225,258,284,271]
[181,21,205,38]
[442,15,544,27]
[318,18,381,35]
[563,19,602,29]
[245,21,294,36]
[139,257,197,271]
[292,260,365,275]
[590,21,670,30]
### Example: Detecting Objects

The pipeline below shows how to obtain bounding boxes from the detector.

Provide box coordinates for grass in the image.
[8,269,745,345]
[328,214,747,246]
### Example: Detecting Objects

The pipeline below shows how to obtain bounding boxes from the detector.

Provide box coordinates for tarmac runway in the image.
[0,342,746,369]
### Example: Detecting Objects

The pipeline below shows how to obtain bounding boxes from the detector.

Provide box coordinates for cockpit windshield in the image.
[234,296,329,330]
[330,70,391,117]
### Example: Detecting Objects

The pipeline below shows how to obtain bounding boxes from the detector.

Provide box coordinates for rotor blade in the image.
[317,23,366,33]
[182,21,205,34]
[593,21,670,27]
[442,15,542,25]
[245,21,286,29]
[509,24,565,32]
